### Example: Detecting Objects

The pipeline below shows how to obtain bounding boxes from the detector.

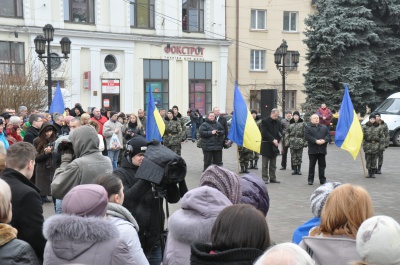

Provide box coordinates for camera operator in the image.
[113,136,182,265]
[199,111,225,171]
[51,125,113,199]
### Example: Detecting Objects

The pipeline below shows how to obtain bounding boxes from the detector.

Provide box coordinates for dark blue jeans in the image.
[146,242,162,265]
[191,122,197,140]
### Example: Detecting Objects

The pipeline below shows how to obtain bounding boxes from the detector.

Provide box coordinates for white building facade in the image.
[0,0,231,114]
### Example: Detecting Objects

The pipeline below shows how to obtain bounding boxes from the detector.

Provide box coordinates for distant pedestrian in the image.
[103,111,123,169]
[280,111,292,170]
[163,109,182,155]
[362,114,384,178]
[316,103,333,144]
[374,112,389,174]
[304,114,331,185]
[285,111,307,175]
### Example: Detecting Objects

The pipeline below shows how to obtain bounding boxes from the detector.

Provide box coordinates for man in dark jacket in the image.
[199,112,225,171]
[0,142,46,262]
[53,113,69,136]
[23,114,43,144]
[261,108,282,184]
[113,136,163,264]
[304,114,331,185]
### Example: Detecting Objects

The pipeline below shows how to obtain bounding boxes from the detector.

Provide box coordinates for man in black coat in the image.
[0,142,46,262]
[23,114,43,144]
[304,114,331,185]
[261,109,282,184]
[213,107,228,163]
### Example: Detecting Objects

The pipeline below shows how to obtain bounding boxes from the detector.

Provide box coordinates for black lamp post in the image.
[34,24,71,108]
[274,40,299,116]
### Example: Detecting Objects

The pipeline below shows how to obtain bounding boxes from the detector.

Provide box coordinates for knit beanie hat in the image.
[293,111,300,117]
[62,184,108,217]
[110,111,118,118]
[126,136,148,157]
[310,182,341,217]
[356,215,400,265]
[251,110,258,115]
[199,165,241,204]
[369,114,376,120]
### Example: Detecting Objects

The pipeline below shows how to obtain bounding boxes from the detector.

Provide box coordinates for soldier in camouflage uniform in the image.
[172,105,186,156]
[238,146,252,173]
[285,111,307,175]
[362,114,384,178]
[163,109,182,155]
[375,112,389,174]
[249,110,261,169]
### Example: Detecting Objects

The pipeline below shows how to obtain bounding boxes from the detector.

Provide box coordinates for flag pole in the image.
[359,149,367,177]
[236,145,240,174]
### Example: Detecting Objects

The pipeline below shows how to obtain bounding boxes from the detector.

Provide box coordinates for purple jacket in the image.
[241,173,270,216]
[163,186,232,265]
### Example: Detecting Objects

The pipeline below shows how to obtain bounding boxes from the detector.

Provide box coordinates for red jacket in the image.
[6,126,23,145]
[316,107,332,126]
[91,116,109,136]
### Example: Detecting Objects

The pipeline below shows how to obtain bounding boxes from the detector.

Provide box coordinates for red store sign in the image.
[164,46,204,56]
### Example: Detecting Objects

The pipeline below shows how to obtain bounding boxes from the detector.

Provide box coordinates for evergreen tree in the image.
[303,0,400,115]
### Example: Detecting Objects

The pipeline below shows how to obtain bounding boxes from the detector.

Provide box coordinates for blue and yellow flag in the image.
[335,84,363,159]
[49,82,65,114]
[228,82,261,153]
[146,86,165,142]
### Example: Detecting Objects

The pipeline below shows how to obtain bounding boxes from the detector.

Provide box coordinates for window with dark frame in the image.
[143,59,169,111]
[0,0,23,18]
[0,41,25,75]
[130,0,155,28]
[64,0,95,24]
[182,0,204,32]
[189,61,212,114]
[104,55,117,72]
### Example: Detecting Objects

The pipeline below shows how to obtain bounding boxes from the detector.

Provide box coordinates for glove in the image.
[61,153,73,163]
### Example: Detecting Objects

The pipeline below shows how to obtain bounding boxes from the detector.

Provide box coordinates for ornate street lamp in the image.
[34,24,71,108]
[274,40,299,116]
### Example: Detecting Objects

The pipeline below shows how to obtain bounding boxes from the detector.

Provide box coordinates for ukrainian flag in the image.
[146,86,165,142]
[334,84,363,159]
[228,82,261,153]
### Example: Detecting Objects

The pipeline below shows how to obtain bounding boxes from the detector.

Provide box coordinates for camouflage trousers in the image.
[378,151,384,166]
[251,152,259,162]
[239,149,252,167]
[365,153,378,169]
[290,148,303,166]
[167,145,181,156]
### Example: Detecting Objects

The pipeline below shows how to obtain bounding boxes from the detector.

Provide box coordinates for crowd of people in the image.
[0,102,396,265]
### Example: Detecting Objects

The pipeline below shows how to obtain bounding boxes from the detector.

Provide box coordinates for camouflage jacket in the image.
[238,146,252,153]
[285,119,307,149]
[377,120,390,147]
[163,117,182,147]
[362,122,384,154]
[174,112,186,141]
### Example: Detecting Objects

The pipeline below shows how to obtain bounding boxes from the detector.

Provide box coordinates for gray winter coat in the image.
[299,235,360,265]
[163,186,232,265]
[51,126,113,199]
[43,214,135,265]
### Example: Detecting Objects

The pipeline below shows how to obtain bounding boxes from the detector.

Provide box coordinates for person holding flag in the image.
[145,85,165,143]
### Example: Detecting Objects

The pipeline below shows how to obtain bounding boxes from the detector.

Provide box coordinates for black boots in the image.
[291,165,302,175]
[253,160,258,169]
[367,169,376,178]
[241,166,250,173]
[376,165,382,174]
[249,161,254,169]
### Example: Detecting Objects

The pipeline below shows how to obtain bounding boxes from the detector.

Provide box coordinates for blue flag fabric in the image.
[49,82,65,114]
[334,84,363,159]
[146,86,165,141]
[227,82,261,153]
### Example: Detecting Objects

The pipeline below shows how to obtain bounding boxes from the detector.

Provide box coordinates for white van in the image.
[362,92,400,146]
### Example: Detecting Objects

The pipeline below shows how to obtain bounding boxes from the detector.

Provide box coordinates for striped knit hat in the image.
[310,182,342,217]
[199,165,241,204]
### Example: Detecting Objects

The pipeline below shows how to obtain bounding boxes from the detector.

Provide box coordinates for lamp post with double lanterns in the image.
[274,40,300,116]
[34,24,71,108]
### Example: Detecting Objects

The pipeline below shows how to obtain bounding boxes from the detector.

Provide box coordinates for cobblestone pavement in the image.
[44,142,400,244]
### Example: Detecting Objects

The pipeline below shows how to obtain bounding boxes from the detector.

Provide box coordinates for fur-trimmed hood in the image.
[43,214,120,260]
[168,186,232,244]
[0,224,17,247]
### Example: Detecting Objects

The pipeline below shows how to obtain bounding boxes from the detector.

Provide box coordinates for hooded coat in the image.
[33,123,57,196]
[43,215,135,265]
[163,186,232,265]
[51,126,113,199]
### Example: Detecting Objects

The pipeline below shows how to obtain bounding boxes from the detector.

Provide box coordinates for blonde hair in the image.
[311,184,374,239]
[88,120,100,133]
[0,179,12,223]
[81,113,91,125]
[129,113,143,130]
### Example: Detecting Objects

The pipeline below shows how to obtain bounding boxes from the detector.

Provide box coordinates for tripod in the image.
[152,184,170,257]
